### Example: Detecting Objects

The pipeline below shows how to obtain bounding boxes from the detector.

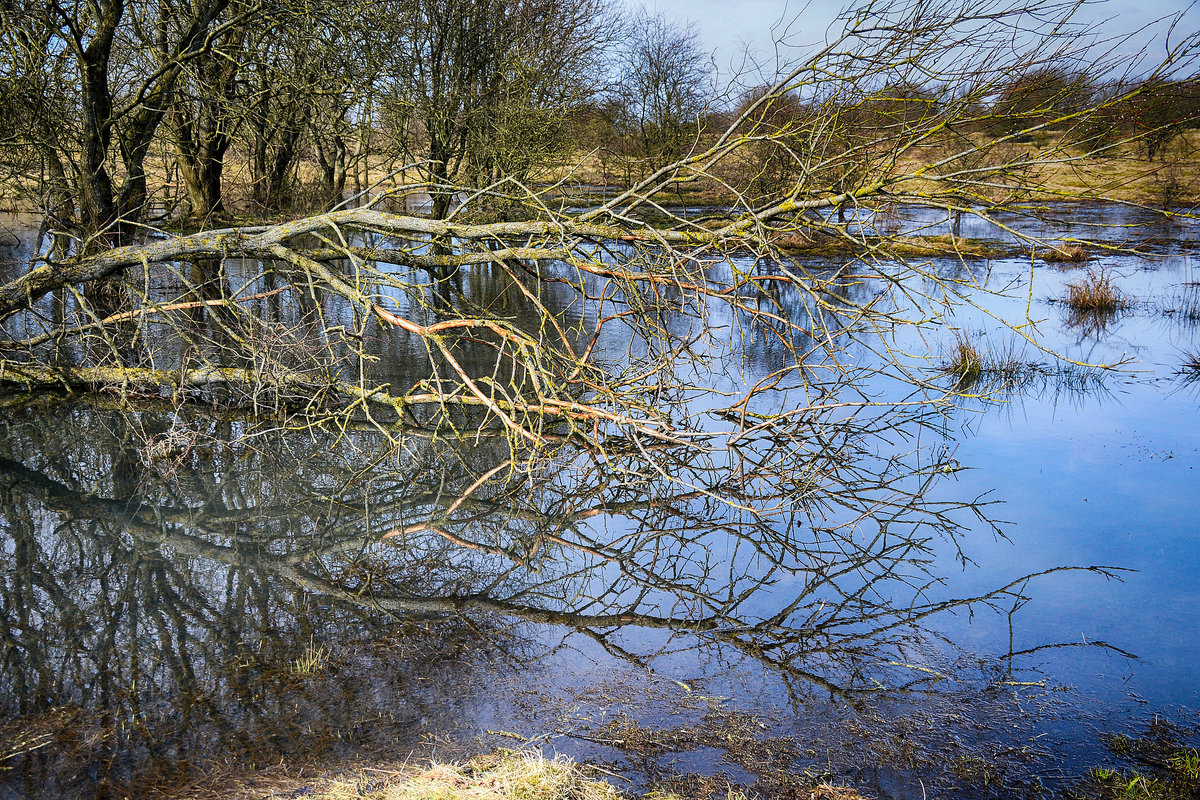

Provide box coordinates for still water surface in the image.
[0,205,1197,799]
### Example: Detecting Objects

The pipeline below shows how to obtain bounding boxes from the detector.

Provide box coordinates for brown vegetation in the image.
[238,751,869,800]
[1064,271,1133,313]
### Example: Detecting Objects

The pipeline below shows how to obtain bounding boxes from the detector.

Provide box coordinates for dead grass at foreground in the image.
[186,750,868,800]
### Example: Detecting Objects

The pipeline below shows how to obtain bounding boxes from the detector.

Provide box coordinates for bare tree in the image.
[0,0,240,244]
[240,9,323,212]
[164,3,253,220]
[612,11,712,177]
[1125,77,1200,162]
[0,7,1196,794]
[378,0,613,223]
[988,65,1098,135]
[0,0,1196,474]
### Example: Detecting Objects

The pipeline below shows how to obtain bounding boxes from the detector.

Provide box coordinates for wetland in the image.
[1,203,1199,800]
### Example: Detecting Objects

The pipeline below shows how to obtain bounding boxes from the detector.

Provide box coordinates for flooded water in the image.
[0,205,1198,799]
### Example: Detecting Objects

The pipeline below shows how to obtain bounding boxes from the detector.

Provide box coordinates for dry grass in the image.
[252,750,867,800]
[774,232,1009,259]
[888,235,1003,258]
[1041,244,1090,263]
[1060,270,1132,337]
[943,334,984,389]
[893,130,1200,206]
[1063,270,1132,313]
[289,752,627,800]
[8,129,1196,225]
[548,129,1200,207]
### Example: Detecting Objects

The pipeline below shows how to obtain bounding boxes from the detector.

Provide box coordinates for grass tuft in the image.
[1084,727,1200,800]
[1159,282,1200,325]
[1166,748,1200,782]
[288,636,329,678]
[298,752,629,800]
[943,334,984,389]
[1042,244,1091,263]
[1061,270,1133,337]
[1064,270,1132,314]
[938,335,1111,401]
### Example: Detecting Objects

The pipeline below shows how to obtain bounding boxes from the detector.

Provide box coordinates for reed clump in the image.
[1041,244,1090,263]
[1180,352,1200,382]
[939,336,1110,399]
[943,334,984,389]
[1163,282,1200,324]
[1063,270,1132,314]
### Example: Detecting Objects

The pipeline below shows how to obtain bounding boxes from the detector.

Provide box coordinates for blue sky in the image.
[646,0,1197,79]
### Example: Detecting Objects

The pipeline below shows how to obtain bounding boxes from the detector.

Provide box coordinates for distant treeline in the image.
[1,0,1197,243]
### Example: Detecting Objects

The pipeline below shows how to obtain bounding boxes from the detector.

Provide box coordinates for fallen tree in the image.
[0,8,1185,793]
[1,0,1197,455]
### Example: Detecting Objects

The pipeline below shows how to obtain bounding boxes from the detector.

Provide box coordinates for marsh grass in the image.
[293,752,641,800]
[1060,270,1133,337]
[1042,244,1091,263]
[942,336,1036,393]
[1158,282,1200,327]
[1180,282,1200,320]
[379,753,620,800]
[1166,749,1200,782]
[1080,725,1200,800]
[1177,352,1200,384]
[206,746,862,800]
[940,335,1111,399]
[1064,270,1133,314]
[288,636,329,678]
[950,755,1002,787]
[943,334,984,389]
[775,232,1009,259]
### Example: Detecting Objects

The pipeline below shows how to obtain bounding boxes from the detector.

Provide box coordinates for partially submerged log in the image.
[0,361,689,443]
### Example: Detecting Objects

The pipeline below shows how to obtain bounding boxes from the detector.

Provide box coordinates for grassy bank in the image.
[160,750,866,800]
[167,733,1200,800]
[222,751,863,800]
[558,130,1200,209]
[4,129,1196,227]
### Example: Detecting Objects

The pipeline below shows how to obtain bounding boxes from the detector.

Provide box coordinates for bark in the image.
[0,206,734,322]
[0,201,822,325]
[249,89,311,211]
[0,362,670,435]
[172,98,235,218]
[77,0,123,241]
[314,132,349,209]
[169,24,243,219]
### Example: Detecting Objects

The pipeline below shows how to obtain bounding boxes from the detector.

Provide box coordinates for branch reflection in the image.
[0,400,1105,797]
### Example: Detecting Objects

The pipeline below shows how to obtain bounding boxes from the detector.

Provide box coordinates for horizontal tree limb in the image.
[0,361,690,443]
[0,209,724,322]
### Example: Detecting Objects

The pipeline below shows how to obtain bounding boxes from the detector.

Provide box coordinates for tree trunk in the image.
[79,42,119,244]
[315,133,349,210]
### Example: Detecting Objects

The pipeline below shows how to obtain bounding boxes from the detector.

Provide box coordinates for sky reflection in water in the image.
[0,205,1198,798]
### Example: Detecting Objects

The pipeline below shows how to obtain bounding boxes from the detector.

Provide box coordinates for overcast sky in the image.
[644,0,1197,79]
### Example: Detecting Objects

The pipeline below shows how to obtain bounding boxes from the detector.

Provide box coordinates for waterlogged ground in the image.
[0,205,1198,799]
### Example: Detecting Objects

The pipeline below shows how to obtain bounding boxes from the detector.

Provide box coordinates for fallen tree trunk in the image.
[0,361,689,442]
[0,208,725,323]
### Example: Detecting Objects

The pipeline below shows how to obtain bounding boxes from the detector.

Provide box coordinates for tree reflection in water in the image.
[0,393,1117,798]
